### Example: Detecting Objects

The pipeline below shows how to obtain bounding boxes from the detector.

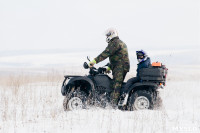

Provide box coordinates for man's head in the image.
[136,50,148,63]
[105,28,118,43]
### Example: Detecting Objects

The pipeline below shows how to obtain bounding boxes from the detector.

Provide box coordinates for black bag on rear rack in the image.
[138,63,168,82]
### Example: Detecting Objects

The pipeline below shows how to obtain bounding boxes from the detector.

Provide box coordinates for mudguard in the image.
[61,76,95,96]
[119,82,158,106]
[126,82,158,94]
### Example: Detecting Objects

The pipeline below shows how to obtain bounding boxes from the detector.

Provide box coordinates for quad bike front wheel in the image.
[128,90,153,110]
[63,90,87,111]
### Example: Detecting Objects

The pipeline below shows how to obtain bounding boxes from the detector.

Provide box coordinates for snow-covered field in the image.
[0,66,200,133]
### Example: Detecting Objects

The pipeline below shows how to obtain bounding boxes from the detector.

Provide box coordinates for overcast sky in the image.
[0,0,199,53]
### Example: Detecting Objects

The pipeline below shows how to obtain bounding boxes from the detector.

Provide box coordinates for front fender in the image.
[61,76,95,96]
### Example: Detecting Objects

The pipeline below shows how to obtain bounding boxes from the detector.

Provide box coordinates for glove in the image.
[89,59,96,67]
[105,67,111,74]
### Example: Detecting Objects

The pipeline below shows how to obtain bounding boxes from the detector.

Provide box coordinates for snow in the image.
[0,66,200,133]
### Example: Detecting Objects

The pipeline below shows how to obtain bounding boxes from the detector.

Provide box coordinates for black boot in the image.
[110,91,120,109]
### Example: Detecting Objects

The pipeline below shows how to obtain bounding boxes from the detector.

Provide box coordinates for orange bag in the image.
[152,62,162,67]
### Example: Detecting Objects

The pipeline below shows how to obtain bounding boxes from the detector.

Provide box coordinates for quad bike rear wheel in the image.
[128,90,153,110]
[63,90,87,111]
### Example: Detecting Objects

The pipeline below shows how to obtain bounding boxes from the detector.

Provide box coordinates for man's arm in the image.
[95,43,120,64]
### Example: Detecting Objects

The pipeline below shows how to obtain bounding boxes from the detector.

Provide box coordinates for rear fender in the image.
[126,82,158,97]
[119,82,158,106]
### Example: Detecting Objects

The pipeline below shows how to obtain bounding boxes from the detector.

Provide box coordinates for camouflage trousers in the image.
[111,65,128,103]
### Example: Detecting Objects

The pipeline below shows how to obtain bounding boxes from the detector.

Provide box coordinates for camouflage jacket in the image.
[95,37,130,72]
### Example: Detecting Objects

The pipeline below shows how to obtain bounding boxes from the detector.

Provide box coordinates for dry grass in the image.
[0,71,63,87]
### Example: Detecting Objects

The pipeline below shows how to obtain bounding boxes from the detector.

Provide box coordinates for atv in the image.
[61,58,168,111]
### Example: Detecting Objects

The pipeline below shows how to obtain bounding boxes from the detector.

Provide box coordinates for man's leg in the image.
[111,66,126,104]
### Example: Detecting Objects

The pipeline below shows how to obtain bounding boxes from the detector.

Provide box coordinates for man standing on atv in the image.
[89,28,130,104]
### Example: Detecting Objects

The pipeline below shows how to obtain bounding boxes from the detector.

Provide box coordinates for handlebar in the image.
[89,66,106,75]
[83,62,107,75]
